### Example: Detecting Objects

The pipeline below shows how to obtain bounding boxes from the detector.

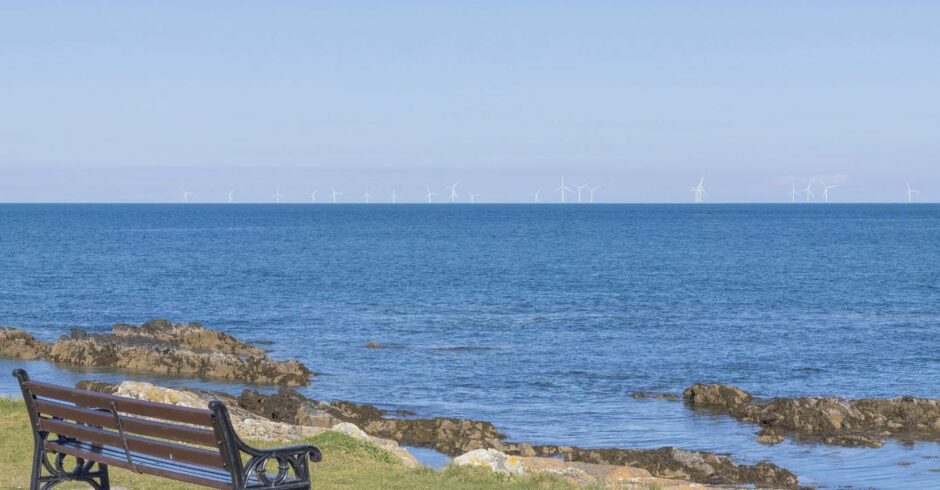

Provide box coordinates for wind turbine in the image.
[361,188,374,203]
[576,184,589,203]
[224,190,234,203]
[905,183,919,203]
[822,184,838,203]
[274,187,284,204]
[425,186,437,203]
[588,185,601,203]
[467,191,479,204]
[446,180,461,203]
[391,189,399,204]
[555,177,573,203]
[309,191,317,203]
[531,190,541,203]
[803,181,815,203]
[691,177,707,204]
[788,184,800,203]
[330,187,342,204]
[181,189,193,203]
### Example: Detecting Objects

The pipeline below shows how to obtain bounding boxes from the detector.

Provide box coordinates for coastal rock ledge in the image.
[0,321,312,386]
[684,383,940,448]
[235,388,799,488]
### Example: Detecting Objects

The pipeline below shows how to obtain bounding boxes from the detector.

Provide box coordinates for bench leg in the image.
[98,463,111,490]
[29,438,43,490]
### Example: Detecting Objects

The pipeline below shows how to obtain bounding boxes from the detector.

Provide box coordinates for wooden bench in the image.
[13,369,322,489]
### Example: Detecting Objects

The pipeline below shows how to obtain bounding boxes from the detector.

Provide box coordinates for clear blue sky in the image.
[1,1,937,203]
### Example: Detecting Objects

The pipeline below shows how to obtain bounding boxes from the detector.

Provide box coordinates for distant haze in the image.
[1,2,938,203]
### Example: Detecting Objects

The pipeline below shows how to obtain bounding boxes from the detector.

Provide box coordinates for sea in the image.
[1,203,938,489]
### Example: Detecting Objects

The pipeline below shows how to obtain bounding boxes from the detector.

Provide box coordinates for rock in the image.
[112,319,265,356]
[683,384,752,409]
[365,341,383,348]
[451,449,525,476]
[756,429,785,445]
[683,383,940,448]
[517,445,799,488]
[454,451,730,489]
[0,327,50,360]
[237,390,504,456]
[48,321,312,386]
[630,391,681,401]
[75,380,120,394]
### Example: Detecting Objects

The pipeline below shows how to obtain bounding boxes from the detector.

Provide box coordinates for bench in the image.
[13,369,322,489]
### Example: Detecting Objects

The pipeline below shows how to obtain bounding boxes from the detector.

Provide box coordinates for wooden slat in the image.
[27,381,214,426]
[40,417,224,468]
[34,399,218,447]
[46,441,232,489]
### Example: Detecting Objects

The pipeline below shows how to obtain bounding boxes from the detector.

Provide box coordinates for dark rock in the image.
[684,383,940,448]
[0,327,50,360]
[630,391,681,401]
[75,380,119,394]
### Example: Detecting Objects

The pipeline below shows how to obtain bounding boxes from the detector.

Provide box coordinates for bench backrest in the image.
[13,369,240,486]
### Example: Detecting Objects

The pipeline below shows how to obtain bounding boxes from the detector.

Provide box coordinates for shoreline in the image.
[4,321,940,488]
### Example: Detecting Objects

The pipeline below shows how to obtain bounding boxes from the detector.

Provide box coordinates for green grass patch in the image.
[0,397,577,489]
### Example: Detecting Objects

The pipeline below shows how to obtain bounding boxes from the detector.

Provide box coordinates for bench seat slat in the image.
[27,381,214,426]
[33,399,218,447]
[46,440,233,489]
[40,417,224,468]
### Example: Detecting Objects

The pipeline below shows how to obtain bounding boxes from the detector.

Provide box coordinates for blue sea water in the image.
[1,203,939,488]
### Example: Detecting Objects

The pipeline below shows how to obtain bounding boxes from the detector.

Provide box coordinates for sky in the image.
[1,1,938,203]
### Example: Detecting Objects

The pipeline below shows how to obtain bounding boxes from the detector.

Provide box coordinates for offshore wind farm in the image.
[166,176,925,205]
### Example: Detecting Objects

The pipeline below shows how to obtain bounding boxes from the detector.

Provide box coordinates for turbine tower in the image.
[309,191,317,203]
[361,188,374,203]
[181,189,193,203]
[822,184,838,203]
[531,190,541,203]
[588,186,601,203]
[803,181,815,202]
[467,191,478,204]
[788,184,800,203]
[391,189,399,204]
[576,184,589,203]
[224,190,234,203]
[330,187,342,204]
[691,177,707,204]
[555,177,572,203]
[446,180,461,203]
[274,187,284,204]
[425,186,437,203]
[905,183,919,203]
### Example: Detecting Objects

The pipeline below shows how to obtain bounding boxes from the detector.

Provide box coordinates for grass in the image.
[0,398,578,489]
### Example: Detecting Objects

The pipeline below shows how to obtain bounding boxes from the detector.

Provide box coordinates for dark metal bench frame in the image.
[13,369,322,489]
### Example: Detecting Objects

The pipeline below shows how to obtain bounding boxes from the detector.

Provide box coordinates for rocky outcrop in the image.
[112,319,266,356]
[234,388,797,488]
[237,388,504,456]
[78,380,419,468]
[501,445,797,489]
[452,448,736,489]
[0,327,50,360]
[47,321,311,386]
[684,383,940,448]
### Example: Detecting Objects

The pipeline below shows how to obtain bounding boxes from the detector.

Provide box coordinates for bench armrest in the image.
[241,442,323,463]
